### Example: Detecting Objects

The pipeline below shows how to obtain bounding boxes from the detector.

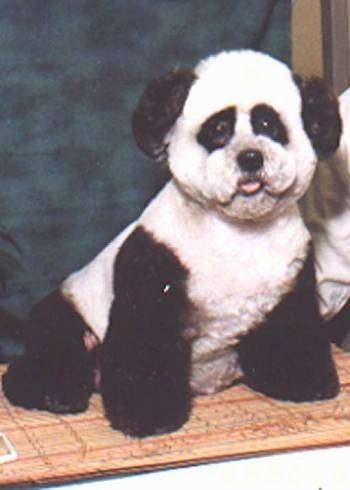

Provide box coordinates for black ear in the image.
[132,69,196,162]
[294,76,342,157]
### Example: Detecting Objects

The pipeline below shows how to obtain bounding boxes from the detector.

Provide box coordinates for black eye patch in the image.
[197,107,236,153]
[251,104,288,145]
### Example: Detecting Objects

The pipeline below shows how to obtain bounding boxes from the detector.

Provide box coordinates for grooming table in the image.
[1,348,350,487]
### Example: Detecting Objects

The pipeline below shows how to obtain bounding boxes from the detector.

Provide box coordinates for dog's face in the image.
[133,50,342,222]
[168,51,318,221]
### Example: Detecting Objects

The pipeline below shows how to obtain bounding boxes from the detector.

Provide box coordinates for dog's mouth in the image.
[218,173,295,209]
[237,177,265,196]
[219,177,265,207]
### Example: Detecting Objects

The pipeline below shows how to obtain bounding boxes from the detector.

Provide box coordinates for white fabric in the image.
[301,87,350,320]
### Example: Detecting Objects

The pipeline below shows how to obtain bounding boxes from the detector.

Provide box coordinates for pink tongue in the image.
[240,181,262,195]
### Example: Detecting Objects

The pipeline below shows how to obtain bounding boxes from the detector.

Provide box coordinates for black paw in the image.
[43,394,89,414]
[243,360,340,403]
[108,403,190,438]
[3,356,94,414]
[101,369,191,438]
[238,323,340,403]
[247,374,340,402]
[3,357,48,410]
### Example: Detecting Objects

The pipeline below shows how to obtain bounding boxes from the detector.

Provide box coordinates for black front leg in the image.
[100,227,192,438]
[237,250,339,402]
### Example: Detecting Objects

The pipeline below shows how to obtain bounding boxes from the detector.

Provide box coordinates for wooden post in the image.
[292,0,350,94]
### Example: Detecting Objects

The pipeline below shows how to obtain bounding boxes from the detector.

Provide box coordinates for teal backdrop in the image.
[0,0,291,359]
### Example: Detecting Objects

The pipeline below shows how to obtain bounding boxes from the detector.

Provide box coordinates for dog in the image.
[3,50,343,437]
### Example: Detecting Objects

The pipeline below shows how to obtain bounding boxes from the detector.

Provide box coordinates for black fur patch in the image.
[132,69,196,162]
[237,248,339,402]
[197,107,236,153]
[294,76,342,157]
[3,290,95,414]
[100,226,191,438]
[251,104,288,145]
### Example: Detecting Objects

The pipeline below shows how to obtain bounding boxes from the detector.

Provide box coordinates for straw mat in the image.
[1,347,350,486]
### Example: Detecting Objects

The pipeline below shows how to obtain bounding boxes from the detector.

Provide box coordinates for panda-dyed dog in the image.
[3,50,343,438]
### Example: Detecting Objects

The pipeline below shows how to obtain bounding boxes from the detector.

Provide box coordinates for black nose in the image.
[237,149,264,173]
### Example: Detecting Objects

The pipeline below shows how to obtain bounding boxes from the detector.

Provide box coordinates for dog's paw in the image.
[106,396,190,438]
[245,363,340,403]
[3,357,48,410]
[101,369,191,437]
[3,356,93,414]
[43,393,89,414]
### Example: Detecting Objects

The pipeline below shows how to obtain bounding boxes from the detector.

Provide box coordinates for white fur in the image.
[301,87,350,320]
[183,50,301,128]
[140,182,309,347]
[61,222,136,341]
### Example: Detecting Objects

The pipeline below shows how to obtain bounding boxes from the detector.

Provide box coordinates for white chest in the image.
[140,183,310,362]
[176,225,308,362]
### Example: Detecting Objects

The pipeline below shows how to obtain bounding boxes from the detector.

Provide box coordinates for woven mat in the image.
[1,348,350,486]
